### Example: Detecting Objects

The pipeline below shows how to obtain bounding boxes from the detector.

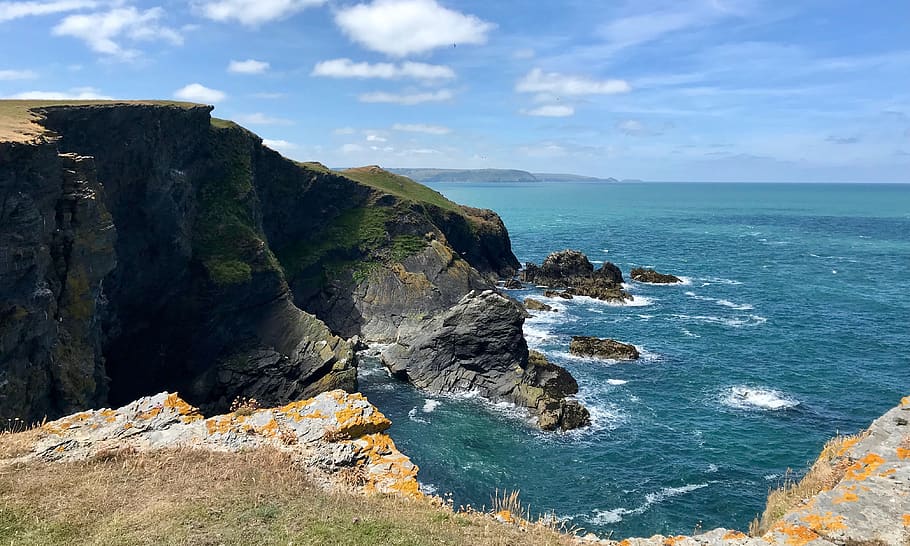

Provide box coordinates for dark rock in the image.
[544,290,573,299]
[524,298,555,312]
[569,336,640,360]
[381,290,589,431]
[522,250,631,303]
[631,267,681,284]
[503,278,523,289]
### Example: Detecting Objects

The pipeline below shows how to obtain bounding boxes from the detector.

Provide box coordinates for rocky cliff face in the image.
[0,102,525,422]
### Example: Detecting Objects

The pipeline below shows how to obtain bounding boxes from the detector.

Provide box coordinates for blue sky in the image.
[2,0,909,182]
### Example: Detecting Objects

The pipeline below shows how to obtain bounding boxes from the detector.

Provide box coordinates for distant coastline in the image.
[390,167,642,184]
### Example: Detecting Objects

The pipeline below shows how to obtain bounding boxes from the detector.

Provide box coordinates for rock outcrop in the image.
[569,336,640,360]
[524,298,555,312]
[522,250,633,303]
[503,278,523,289]
[380,290,589,431]
[630,267,681,284]
[0,102,520,421]
[14,390,420,497]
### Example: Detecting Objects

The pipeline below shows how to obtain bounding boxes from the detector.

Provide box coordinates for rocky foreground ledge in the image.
[12,390,420,497]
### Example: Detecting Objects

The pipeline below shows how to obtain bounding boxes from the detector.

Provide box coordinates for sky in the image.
[1,0,909,182]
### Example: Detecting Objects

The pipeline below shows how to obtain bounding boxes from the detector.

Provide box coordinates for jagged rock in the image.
[570,336,640,360]
[523,250,632,303]
[503,278,523,289]
[544,290,574,299]
[524,298,555,312]
[21,390,421,497]
[631,267,682,284]
[380,290,589,431]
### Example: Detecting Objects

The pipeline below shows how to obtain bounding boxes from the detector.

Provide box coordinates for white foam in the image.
[588,482,709,525]
[523,325,553,349]
[700,276,743,285]
[722,386,800,411]
[607,379,628,385]
[707,464,719,473]
[422,399,441,413]
[672,313,767,327]
[407,407,428,423]
[685,292,754,310]
[681,328,700,338]
[419,482,438,495]
[572,294,655,307]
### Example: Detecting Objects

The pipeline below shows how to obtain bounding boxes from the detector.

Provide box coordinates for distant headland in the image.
[390,167,642,184]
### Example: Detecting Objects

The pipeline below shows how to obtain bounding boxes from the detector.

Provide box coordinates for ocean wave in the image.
[407,407,429,423]
[685,292,754,310]
[721,386,800,411]
[681,328,700,338]
[423,399,441,413]
[589,482,710,524]
[523,325,554,349]
[607,379,628,385]
[419,482,438,495]
[572,294,655,307]
[700,276,743,286]
[672,313,767,327]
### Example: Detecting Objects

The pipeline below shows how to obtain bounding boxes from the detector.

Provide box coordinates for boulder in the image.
[522,250,631,303]
[631,267,682,284]
[569,336,640,360]
[524,298,555,312]
[381,290,589,431]
[544,290,573,299]
[502,278,523,289]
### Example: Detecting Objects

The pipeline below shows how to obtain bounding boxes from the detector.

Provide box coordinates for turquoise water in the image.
[358,182,910,538]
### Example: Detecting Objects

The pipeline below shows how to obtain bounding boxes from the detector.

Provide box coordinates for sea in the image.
[358,182,910,538]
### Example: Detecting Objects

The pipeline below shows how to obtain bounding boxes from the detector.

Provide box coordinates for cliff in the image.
[0,101,523,422]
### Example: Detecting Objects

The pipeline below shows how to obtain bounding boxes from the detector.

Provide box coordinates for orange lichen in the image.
[494,510,514,523]
[299,410,327,420]
[833,491,858,504]
[619,540,631,546]
[334,401,391,438]
[771,522,820,546]
[836,436,860,457]
[278,398,315,422]
[163,393,204,423]
[723,530,748,540]
[137,406,162,420]
[843,453,885,481]
[663,535,686,546]
[802,512,847,531]
[880,468,896,477]
[903,514,910,527]
[205,415,240,435]
[901,396,910,407]
[257,418,279,438]
[357,433,421,498]
[897,447,910,460]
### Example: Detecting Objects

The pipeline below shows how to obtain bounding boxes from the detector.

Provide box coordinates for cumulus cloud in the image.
[516,68,631,96]
[0,0,97,22]
[334,0,494,57]
[262,139,297,153]
[524,104,574,117]
[0,69,38,80]
[52,7,182,59]
[235,112,293,125]
[174,83,226,103]
[228,59,270,74]
[5,87,111,99]
[193,0,326,26]
[358,89,453,105]
[312,58,454,81]
[392,123,450,135]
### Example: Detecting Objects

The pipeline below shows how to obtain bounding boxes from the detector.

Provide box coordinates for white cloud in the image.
[617,119,647,136]
[0,69,38,80]
[517,68,631,96]
[262,139,297,153]
[5,87,111,99]
[359,89,453,105]
[0,0,96,23]
[174,83,226,103]
[334,0,494,57]
[366,133,387,142]
[228,59,270,74]
[52,7,182,59]
[235,112,293,125]
[524,104,575,117]
[334,127,357,135]
[193,0,326,26]
[392,123,450,135]
[312,58,454,81]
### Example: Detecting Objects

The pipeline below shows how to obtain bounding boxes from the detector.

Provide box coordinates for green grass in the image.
[341,166,461,214]
[0,447,574,546]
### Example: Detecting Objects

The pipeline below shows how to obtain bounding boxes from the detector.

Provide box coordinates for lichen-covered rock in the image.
[25,390,420,497]
[630,268,682,284]
[524,298,555,312]
[380,290,589,431]
[523,250,632,303]
[570,336,640,360]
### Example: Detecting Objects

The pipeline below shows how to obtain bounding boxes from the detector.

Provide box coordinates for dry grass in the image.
[0,100,200,143]
[749,432,865,535]
[0,443,575,545]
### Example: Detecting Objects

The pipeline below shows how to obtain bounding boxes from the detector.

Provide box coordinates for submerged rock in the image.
[380,290,589,431]
[569,336,640,360]
[631,267,682,284]
[524,298,556,312]
[24,390,421,497]
[523,250,632,303]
